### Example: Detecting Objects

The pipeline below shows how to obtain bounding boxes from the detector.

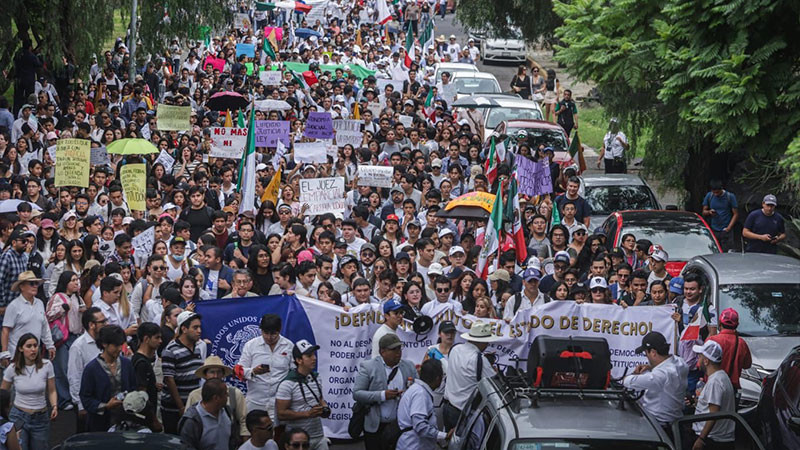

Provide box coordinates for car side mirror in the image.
[789,416,800,434]
[665,204,679,210]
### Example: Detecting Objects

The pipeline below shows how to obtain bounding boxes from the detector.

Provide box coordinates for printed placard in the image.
[357,165,393,188]
[254,120,290,147]
[156,105,192,131]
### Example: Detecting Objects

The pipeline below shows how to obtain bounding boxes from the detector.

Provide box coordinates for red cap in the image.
[719,308,739,328]
[386,214,399,222]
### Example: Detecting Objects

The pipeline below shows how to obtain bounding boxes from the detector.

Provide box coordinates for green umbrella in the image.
[106,138,159,155]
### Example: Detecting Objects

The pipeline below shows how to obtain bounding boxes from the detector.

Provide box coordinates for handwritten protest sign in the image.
[332,119,362,147]
[132,226,155,268]
[120,163,146,211]
[516,156,553,196]
[294,142,328,164]
[273,140,288,170]
[398,115,414,128]
[234,13,251,30]
[357,165,393,188]
[209,127,248,159]
[47,145,56,162]
[303,111,334,139]
[90,146,111,166]
[235,43,255,58]
[157,105,192,131]
[155,150,175,173]
[259,70,283,86]
[55,139,90,187]
[299,177,345,216]
[255,120,290,147]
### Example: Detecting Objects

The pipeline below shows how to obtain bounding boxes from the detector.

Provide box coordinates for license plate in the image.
[502,52,510,57]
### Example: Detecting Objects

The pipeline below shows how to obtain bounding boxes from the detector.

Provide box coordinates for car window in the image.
[465,408,494,450]
[585,186,658,216]
[486,107,543,129]
[453,78,500,94]
[455,389,484,437]
[619,225,719,260]
[717,283,800,337]
[507,126,567,151]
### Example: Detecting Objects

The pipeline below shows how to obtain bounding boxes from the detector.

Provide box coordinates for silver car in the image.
[579,173,661,230]
[681,253,800,413]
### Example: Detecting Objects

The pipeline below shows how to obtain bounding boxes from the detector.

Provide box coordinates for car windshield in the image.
[717,284,800,337]
[453,78,500,94]
[486,107,543,128]
[510,440,670,450]
[586,186,658,216]
[620,224,719,260]
[508,126,568,151]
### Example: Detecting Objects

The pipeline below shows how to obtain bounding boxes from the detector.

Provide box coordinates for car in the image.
[758,345,800,450]
[450,71,502,98]
[55,432,189,449]
[433,62,478,84]
[600,210,722,276]
[489,119,574,168]
[466,27,487,44]
[579,174,662,230]
[480,28,528,64]
[681,253,800,416]
[481,98,544,141]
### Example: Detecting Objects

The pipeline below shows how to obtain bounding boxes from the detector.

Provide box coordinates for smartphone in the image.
[260,364,270,372]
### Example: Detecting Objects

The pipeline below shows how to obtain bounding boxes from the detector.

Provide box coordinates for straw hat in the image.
[435,35,446,43]
[461,320,500,343]
[11,271,43,292]
[195,355,233,378]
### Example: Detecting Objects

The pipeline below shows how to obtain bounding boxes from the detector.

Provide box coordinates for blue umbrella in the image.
[294,28,322,39]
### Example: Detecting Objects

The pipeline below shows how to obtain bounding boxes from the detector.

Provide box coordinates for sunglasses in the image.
[591,288,606,293]
[574,231,587,236]
[152,266,166,271]
[436,287,450,293]
[289,443,310,449]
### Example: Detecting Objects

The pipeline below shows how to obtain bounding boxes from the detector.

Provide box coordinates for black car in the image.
[758,345,800,450]
[54,432,188,449]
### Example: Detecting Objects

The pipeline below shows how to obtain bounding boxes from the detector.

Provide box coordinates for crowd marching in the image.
[0,0,790,448]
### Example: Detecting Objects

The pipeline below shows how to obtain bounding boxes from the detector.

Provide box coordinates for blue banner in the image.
[235,43,256,58]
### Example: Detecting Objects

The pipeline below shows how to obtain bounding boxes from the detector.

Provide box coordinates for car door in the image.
[450,389,486,450]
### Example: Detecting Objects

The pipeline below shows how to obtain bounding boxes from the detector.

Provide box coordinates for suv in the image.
[579,174,661,230]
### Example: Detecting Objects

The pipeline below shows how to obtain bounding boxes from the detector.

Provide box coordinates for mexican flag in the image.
[477,189,504,279]
[485,136,499,186]
[237,105,257,215]
[505,176,528,264]
[680,300,713,342]
[423,87,435,119]
[376,0,392,24]
[403,26,415,69]
[290,70,310,90]
[263,37,277,60]
[420,19,435,54]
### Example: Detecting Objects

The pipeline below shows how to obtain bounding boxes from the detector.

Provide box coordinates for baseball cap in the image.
[122,217,134,225]
[385,214,399,223]
[360,243,377,254]
[448,246,465,256]
[10,229,34,242]
[256,163,268,171]
[407,219,421,228]
[40,219,56,229]
[554,251,570,264]
[593,227,607,237]
[395,251,410,261]
[763,194,777,206]
[668,277,684,294]
[438,228,454,239]
[439,320,456,333]
[428,263,444,276]
[122,391,150,419]
[488,269,510,282]
[334,238,348,249]
[383,298,404,314]
[446,267,464,280]
[63,210,78,222]
[589,277,608,290]
[176,311,200,329]
[163,202,178,211]
[692,340,723,363]
[338,254,357,269]
[170,236,187,246]
[379,333,403,350]
[293,339,321,359]
[522,268,542,282]
[650,248,669,262]
[46,131,58,141]
[609,247,624,259]
[572,224,588,235]
[431,158,442,168]
[390,186,404,195]
[635,331,669,354]
[719,308,739,328]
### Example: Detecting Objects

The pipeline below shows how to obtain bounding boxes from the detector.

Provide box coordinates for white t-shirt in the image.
[238,439,279,450]
[3,360,55,410]
[692,370,735,441]
[603,131,628,159]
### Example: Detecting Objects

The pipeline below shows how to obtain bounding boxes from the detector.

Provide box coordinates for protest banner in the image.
[357,165,393,188]
[293,142,328,164]
[119,163,146,211]
[516,155,553,196]
[131,226,155,268]
[46,145,56,162]
[154,149,175,173]
[332,119,363,148]
[90,146,110,166]
[299,177,345,215]
[254,120,290,147]
[209,127,248,159]
[156,105,192,131]
[259,70,283,86]
[234,13,251,30]
[398,115,414,128]
[235,43,255,58]
[303,111,334,139]
[55,139,90,187]
[197,295,675,439]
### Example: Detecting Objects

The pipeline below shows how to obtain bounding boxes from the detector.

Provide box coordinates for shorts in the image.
[543,91,557,105]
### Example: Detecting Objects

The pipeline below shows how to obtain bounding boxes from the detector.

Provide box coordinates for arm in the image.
[622,368,667,391]
[234,390,249,437]
[67,345,85,410]
[1,326,9,354]
[45,295,67,322]
[408,393,446,441]
[179,414,203,450]
[79,365,104,414]
[694,403,721,449]
[47,376,58,419]
[164,376,184,412]
[352,362,386,404]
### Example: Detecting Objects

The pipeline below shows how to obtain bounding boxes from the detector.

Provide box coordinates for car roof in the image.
[493,98,543,109]
[690,253,800,285]
[504,119,565,132]
[615,210,702,224]
[450,71,498,80]
[582,173,647,187]
[435,63,478,72]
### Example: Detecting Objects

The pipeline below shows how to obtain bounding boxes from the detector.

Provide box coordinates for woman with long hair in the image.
[255,200,278,236]
[247,244,273,296]
[0,334,57,449]
[510,64,532,99]
[549,281,570,301]
[463,278,488,314]
[620,233,638,268]
[473,296,497,319]
[64,239,86,275]
[400,281,428,314]
[451,270,476,305]
[59,213,82,241]
[177,275,200,309]
[43,241,67,298]
[81,234,104,264]
[34,221,60,263]
[80,265,105,309]
[543,68,559,122]
[159,304,183,356]
[45,271,85,410]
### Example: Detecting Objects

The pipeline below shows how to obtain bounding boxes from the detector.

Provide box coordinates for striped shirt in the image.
[161,339,203,412]
[0,249,28,308]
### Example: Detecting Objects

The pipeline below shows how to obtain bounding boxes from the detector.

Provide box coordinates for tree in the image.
[456,0,562,46]
[553,0,800,211]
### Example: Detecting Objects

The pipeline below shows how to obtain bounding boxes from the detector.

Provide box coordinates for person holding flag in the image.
[677,273,718,396]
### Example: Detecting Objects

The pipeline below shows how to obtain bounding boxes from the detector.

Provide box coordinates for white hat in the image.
[438,228,454,239]
[256,163,268,171]
[650,248,669,262]
[122,391,150,419]
[461,320,500,342]
[571,223,588,235]
[396,242,413,253]
[526,256,542,272]
[692,340,723,363]
[428,263,444,276]
[589,277,608,290]
[177,311,200,330]
[122,217,134,225]
[162,202,178,211]
[448,246,465,256]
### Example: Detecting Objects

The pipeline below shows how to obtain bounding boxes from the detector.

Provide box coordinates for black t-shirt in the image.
[181,206,213,242]
[159,325,175,357]
[131,352,158,418]
[554,194,593,224]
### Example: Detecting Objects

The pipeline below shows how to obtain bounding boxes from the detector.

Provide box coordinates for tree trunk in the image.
[683,138,732,212]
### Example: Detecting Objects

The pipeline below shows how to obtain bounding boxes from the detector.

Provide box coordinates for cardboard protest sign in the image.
[303,111,334,139]
[120,163,147,211]
[155,149,175,173]
[235,43,255,58]
[259,70,283,85]
[273,140,288,170]
[516,156,553,196]
[299,177,346,216]
[204,55,225,72]
[47,145,56,162]
[90,146,111,166]
[132,226,155,268]
[156,105,192,131]
[293,142,328,164]
[332,119,363,147]
[357,165,393,188]
[234,13,251,30]
[254,120,290,147]
[209,127,248,159]
[55,139,90,187]
[366,102,382,119]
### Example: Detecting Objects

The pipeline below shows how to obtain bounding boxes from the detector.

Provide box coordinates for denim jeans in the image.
[10,406,50,450]
[54,333,78,408]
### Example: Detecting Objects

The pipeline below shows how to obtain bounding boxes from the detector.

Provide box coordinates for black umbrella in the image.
[435,206,490,221]
[206,91,249,111]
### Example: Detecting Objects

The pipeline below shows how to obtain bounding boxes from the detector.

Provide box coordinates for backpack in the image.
[512,292,550,316]
[177,393,239,449]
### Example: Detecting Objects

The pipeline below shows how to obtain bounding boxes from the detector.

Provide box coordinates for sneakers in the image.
[61,403,74,411]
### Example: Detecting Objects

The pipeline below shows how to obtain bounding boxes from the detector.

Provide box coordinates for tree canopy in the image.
[456,0,562,46]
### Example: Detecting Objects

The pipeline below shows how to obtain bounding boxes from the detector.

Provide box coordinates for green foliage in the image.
[553,0,800,208]
[456,0,562,45]
[135,1,231,57]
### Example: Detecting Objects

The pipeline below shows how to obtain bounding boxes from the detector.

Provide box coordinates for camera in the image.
[321,406,331,418]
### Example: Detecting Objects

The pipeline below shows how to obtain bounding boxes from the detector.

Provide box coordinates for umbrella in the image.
[254,99,293,111]
[294,28,322,39]
[436,192,496,220]
[206,91,249,111]
[452,95,502,109]
[107,138,159,155]
[0,200,42,214]
[435,206,490,221]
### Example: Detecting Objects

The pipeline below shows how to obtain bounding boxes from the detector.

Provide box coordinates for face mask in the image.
[173,254,184,261]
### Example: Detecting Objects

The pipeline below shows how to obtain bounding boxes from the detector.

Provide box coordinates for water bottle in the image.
[695,380,705,399]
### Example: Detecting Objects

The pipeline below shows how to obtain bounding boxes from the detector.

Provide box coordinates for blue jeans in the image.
[54,333,78,408]
[10,406,50,450]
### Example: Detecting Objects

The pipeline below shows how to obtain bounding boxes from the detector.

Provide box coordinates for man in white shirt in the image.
[239,409,280,450]
[95,275,138,337]
[503,268,549,321]
[623,332,688,433]
[1,271,54,363]
[421,276,461,317]
[443,321,498,431]
[371,299,404,358]
[236,314,295,419]
[446,35,460,62]
[691,340,736,448]
[341,220,366,257]
[68,307,106,431]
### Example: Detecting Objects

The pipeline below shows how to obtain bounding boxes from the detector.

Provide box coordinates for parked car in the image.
[450,71,502,98]
[681,253,800,416]
[601,210,722,276]
[489,119,574,168]
[758,345,800,450]
[433,62,478,84]
[481,98,544,141]
[480,28,528,64]
[579,174,662,230]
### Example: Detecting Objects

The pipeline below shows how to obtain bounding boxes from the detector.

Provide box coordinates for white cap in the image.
[396,242,413,253]
[692,340,723,363]
[438,228,454,238]
[526,256,542,272]
[122,217,134,225]
[589,277,608,290]
[650,248,669,262]
[177,311,199,330]
[448,246,465,256]
[428,263,444,276]
[163,202,178,211]
[256,163,268,171]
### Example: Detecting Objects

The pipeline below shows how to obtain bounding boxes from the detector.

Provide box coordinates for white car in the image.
[449,71,501,99]
[481,29,527,64]
[482,97,544,141]
[432,62,478,84]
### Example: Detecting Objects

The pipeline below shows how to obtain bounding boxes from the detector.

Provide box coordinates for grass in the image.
[105,10,130,52]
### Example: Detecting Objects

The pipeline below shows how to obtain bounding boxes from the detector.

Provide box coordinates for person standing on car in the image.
[702,180,739,252]
[623,332,688,439]
[554,89,578,136]
[690,340,736,450]
[742,194,786,254]
[706,308,751,392]
[597,118,629,173]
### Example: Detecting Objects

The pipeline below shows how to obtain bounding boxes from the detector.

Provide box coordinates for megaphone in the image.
[400,305,434,335]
